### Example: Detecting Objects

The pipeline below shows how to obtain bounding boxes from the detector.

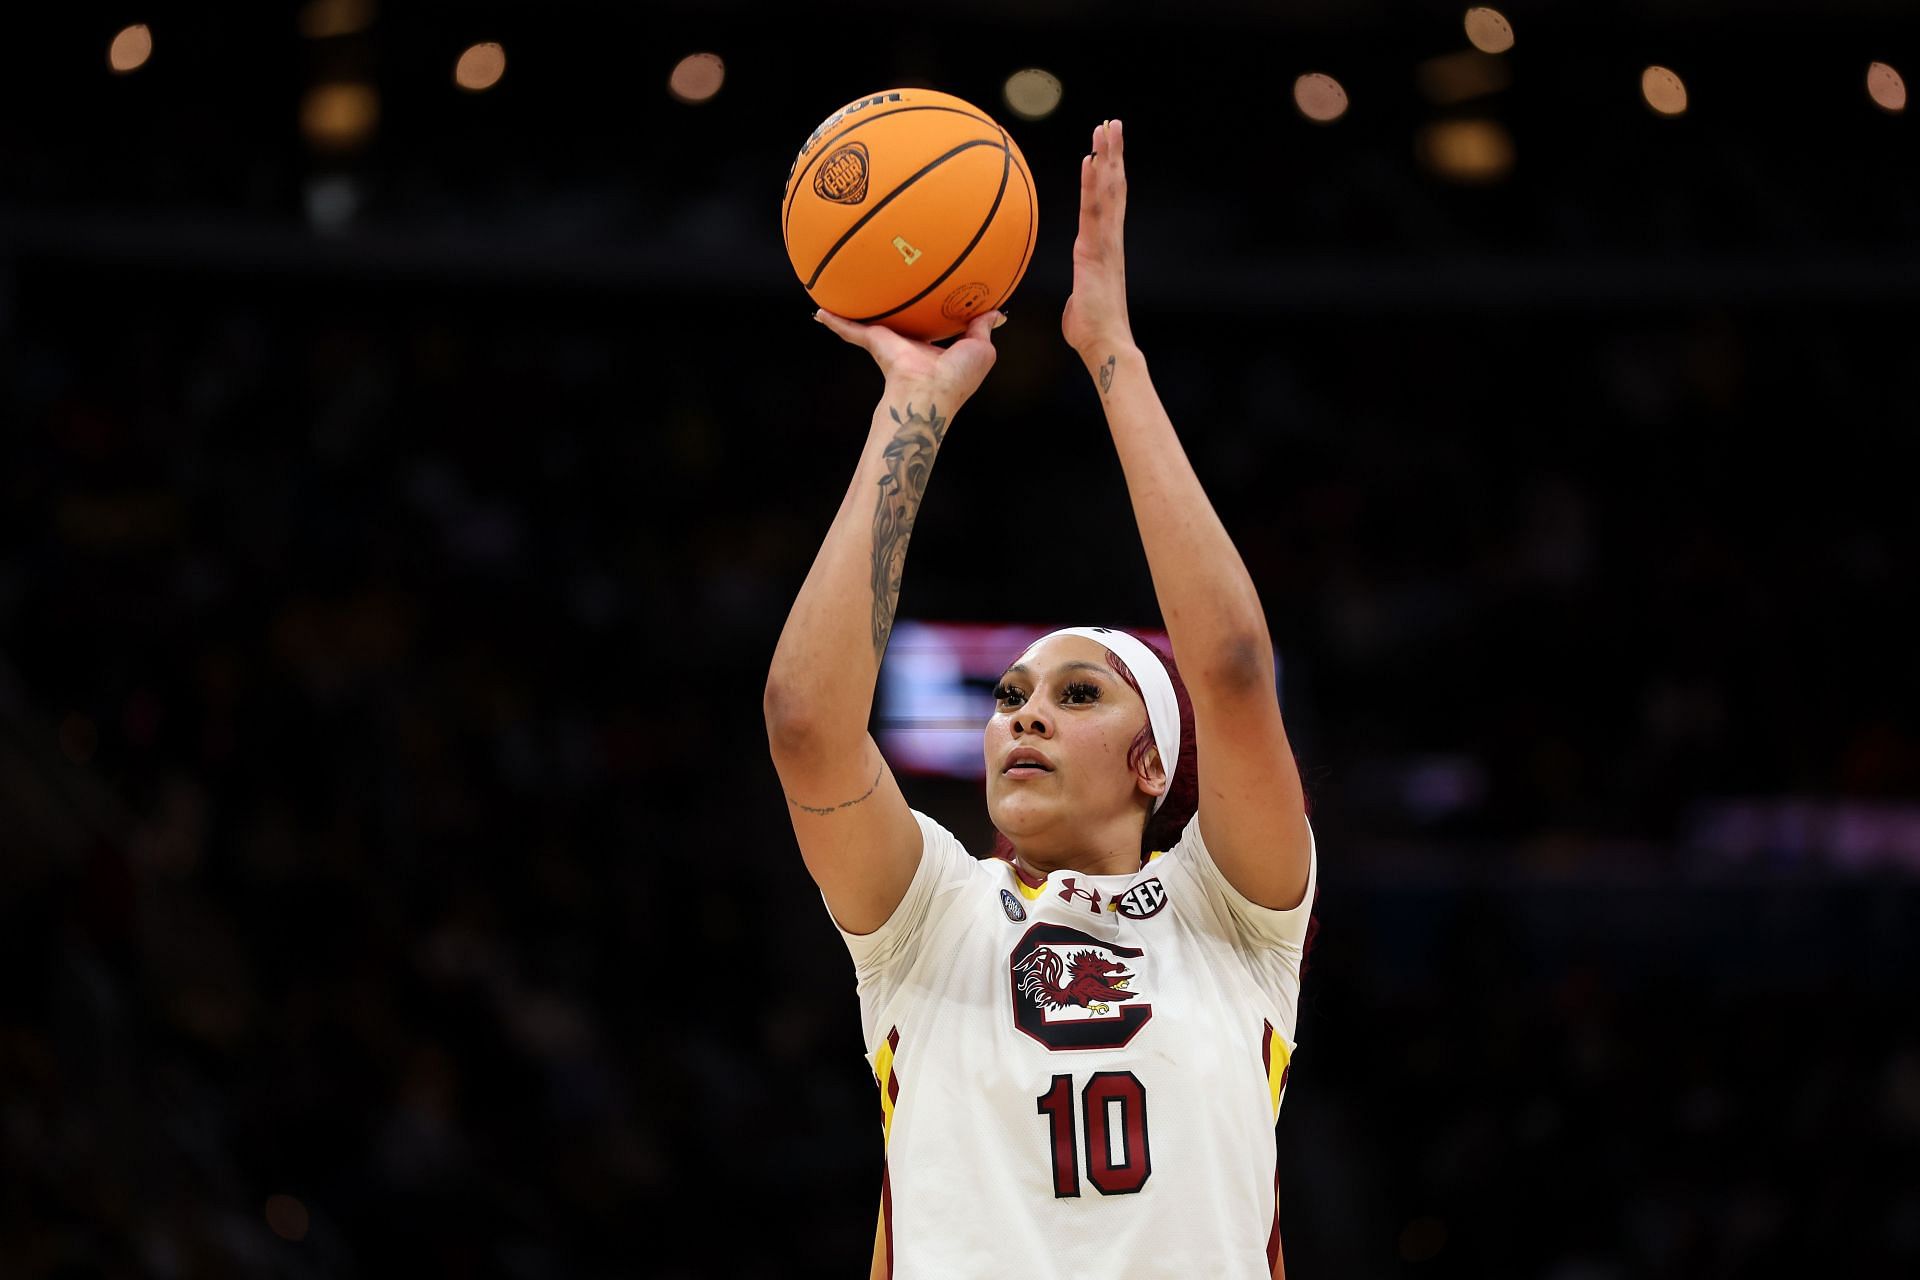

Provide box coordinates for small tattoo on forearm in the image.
[870,401,948,660]
[1098,355,1116,396]
[788,766,883,815]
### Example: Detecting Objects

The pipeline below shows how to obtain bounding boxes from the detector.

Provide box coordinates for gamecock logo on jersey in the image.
[1008,923,1154,1051]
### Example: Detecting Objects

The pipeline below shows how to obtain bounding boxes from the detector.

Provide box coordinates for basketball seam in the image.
[851,137,1011,326]
[804,138,1003,291]
[782,104,998,244]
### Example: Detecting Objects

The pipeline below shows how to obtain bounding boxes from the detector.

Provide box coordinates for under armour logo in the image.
[1058,878,1102,914]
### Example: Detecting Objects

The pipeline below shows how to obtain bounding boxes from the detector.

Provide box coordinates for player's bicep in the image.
[1189,663,1312,912]
[769,727,921,935]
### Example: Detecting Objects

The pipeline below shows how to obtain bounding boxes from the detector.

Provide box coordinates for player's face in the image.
[983,634,1162,840]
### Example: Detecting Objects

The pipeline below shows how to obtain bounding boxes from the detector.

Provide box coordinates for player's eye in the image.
[1061,681,1102,704]
[993,684,1026,707]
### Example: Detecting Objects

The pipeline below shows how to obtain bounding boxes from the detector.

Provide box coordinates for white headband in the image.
[1023,626,1181,812]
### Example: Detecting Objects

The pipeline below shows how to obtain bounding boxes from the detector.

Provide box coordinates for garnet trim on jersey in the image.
[1262,1019,1291,1118]
[875,1026,904,1144]
[874,1027,902,1280]
[1263,1019,1292,1276]
[1008,923,1154,1051]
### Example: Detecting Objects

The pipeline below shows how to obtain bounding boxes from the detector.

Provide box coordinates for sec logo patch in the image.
[1115,878,1168,920]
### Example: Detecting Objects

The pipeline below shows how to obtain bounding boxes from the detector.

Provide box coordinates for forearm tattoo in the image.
[1098,354,1116,396]
[869,401,948,660]
[788,766,883,816]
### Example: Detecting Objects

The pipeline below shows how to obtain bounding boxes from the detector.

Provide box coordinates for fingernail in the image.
[812,309,823,322]
[992,313,1008,329]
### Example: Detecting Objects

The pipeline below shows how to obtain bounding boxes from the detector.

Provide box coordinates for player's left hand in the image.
[1062,118,1134,362]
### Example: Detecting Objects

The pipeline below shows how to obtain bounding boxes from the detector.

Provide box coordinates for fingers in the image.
[1085,119,1126,197]
[813,308,870,350]
[1078,119,1126,245]
[962,310,1004,344]
[1076,127,1103,243]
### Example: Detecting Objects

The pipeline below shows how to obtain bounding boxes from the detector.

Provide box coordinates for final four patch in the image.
[1000,888,1027,922]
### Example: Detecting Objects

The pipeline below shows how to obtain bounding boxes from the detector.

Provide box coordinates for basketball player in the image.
[766,119,1314,1279]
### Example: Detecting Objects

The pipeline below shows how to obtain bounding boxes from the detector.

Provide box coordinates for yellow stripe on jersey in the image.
[1264,1023,1292,1119]
[875,1027,901,1146]
[1006,863,1049,901]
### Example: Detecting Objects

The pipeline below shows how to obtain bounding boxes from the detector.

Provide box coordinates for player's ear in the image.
[1136,746,1169,799]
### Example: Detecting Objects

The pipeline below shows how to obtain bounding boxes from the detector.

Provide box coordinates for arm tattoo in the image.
[788,766,883,816]
[869,401,948,660]
[1098,354,1116,396]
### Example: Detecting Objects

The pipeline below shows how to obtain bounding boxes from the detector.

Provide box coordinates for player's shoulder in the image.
[904,806,1001,883]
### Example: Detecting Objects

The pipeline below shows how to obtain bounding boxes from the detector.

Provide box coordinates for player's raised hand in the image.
[1062,118,1134,362]
[815,308,1005,406]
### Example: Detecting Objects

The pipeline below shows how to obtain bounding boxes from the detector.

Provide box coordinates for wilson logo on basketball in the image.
[813,143,871,205]
[940,281,990,321]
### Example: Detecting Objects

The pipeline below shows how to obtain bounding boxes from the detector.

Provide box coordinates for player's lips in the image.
[1003,747,1054,776]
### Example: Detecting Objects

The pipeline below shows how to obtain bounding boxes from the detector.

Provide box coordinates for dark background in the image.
[4,2,1919,1277]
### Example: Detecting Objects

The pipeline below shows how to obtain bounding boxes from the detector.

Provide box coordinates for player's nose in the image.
[1011,707,1051,737]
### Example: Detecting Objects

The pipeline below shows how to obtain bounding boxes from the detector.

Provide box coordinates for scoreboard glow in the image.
[874,619,1196,780]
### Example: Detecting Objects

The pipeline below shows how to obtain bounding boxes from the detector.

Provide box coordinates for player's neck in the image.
[1009,832,1141,879]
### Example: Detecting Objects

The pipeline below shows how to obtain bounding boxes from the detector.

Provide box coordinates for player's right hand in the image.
[815,308,1005,408]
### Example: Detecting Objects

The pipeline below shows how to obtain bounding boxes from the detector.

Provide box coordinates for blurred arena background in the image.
[3,2,1919,1276]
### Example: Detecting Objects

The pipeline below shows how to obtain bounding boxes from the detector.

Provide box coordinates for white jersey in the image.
[832,808,1316,1279]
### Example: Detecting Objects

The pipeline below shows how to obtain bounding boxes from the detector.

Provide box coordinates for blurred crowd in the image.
[2,253,1914,1276]
[4,5,1920,1276]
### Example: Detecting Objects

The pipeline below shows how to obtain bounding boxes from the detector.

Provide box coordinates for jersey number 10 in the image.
[1035,1071,1151,1197]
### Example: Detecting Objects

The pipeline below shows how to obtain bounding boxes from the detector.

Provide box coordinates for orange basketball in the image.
[782,88,1037,343]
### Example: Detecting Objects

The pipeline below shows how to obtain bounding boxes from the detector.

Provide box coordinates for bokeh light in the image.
[1417,50,1511,105]
[301,82,379,151]
[265,1194,310,1242]
[108,24,152,73]
[668,53,725,105]
[1642,65,1688,116]
[1463,8,1515,55]
[1293,73,1349,124]
[455,42,506,92]
[1867,61,1907,113]
[1416,119,1516,184]
[298,0,375,39]
[1003,68,1063,121]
